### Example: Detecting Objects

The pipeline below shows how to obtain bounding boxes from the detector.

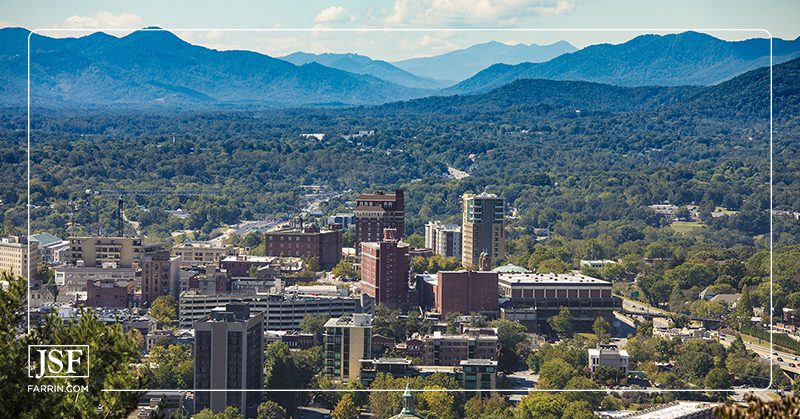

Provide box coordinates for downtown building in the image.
[424,221,461,260]
[67,236,143,268]
[194,304,263,418]
[355,189,404,253]
[418,270,499,316]
[461,193,505,269]
[172,241,236,267]
[179,290,359,329]
[498,271,620,333]
[0,236,39,278]
[323,314,373,383]
[360,228,416,310]
[264,223,343,269]
[140,249,181,305]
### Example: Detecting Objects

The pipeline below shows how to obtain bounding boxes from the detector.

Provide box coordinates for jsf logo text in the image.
[28,345,90,379]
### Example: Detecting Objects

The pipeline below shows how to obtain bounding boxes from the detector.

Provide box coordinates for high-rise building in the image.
[0,236,39,278]
[172,241,236,267]
[461,193,505,268]
[67,236,142,268]
[431,270,499,316]
[360,228,415,309]
[355,189,404,253]
[323,314,372,382]
[424,221,462,260]
[194,304,263,418]
[141,249,180,305]
[265,223,343,269]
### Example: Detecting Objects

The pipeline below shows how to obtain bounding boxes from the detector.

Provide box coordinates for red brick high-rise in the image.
[264,223,342,269]
[355,189,404,254]
[360,228,414,309]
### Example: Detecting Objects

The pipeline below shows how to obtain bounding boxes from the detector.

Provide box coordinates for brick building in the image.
[355,189,404,253]
[140,249,180,305]
[265,223,342,269]
[418,328,499,366]
[428,270,499,316]
[85,278,133,308]
[360,228,416,310]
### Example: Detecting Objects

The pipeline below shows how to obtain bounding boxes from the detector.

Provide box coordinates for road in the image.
[620,296,671,317]
[717,332,800,376]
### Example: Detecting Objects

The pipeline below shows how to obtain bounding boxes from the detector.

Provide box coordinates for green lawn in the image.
[670,221,704,234]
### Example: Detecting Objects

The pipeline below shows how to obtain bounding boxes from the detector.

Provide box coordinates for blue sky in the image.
[2,0,798,60]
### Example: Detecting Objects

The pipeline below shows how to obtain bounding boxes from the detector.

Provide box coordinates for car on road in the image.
[777,357,784,362]
[789,363,796,368]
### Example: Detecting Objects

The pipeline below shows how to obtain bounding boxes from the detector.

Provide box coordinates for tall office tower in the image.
[424,221,462,260]
[461,193,505,269]
[323,313,373,383]
[355,189,404,253]
[194,304,263,418]
[360,228,413,309]
[140,248,180,305]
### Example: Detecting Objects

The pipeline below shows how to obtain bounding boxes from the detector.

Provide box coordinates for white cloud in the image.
[314,6,355,24]
[385,0,575,27]
[61,11,144,29]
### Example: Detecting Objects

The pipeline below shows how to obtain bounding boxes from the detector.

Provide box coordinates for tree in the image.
[195,406,244,419]
[332,394,359,419]
[548,307,574,337]
[465,395,511,419]
[705,367,732,400]
[263,342,301,414]
[537,258,571,274]
[538,358,577,389]
[300,313,329,343]
[562,400,596,419]
[149,295,177,325]
[592,316,611,343]
[0,274,145,419]
[406,232,425,248]
[732,285,754,329]
[489,319,530,372]
[564,376,603,408]
[515,393,567,419]
[257,401,288,419]
[420,385,457,419]
[332,260,357,279]
[143,343,193,389]
[304,256,321,272]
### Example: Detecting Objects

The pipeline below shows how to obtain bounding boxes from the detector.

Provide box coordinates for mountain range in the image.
[0,27,797,109]
[280,52,449,90]
[449,31,800,94]
[392,40,577,82]
[0,27,430,108]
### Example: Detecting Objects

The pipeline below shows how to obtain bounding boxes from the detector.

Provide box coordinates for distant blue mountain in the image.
[449,32,800,94]
[392,40,577,82]
[280,52,449,89]
[0,27,432,108]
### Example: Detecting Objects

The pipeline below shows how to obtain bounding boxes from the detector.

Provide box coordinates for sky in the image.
[1,0,798,61]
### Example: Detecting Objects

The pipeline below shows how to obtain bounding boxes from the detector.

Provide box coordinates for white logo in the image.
[28,345,89,379]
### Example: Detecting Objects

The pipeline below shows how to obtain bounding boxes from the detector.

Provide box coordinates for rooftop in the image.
[498,271,610,286]
[325,313,373,328]
[493,264,531,273]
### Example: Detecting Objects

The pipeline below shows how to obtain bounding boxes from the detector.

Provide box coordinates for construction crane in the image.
[84,188,220,237]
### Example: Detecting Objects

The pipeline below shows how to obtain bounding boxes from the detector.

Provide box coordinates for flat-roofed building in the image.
[194,304,263,418]
[0,236,39,278]
[172,241,235,267]
[418,328,499,366]
[55,263,137,302]
[140,249,180,305]
[29,233,69,264]
[324,314,372,383]
[588,343,629,374]
[360,228,415,310]
[265,223,342,269]
[86,278,133,308]
[179,290,359,329]
[355,189,404,253]
[498,271,620,332]
[429,270,499,316]
[67,236,142,268]
[461,193,505,269]
[425,221,461,260]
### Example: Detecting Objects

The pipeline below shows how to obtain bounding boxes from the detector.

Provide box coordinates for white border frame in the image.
[25,27,773,394]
